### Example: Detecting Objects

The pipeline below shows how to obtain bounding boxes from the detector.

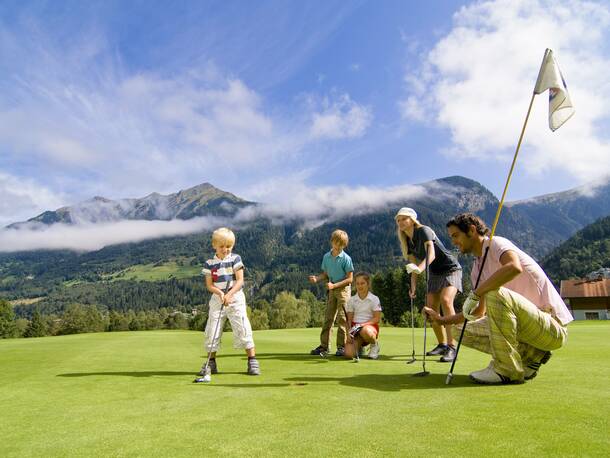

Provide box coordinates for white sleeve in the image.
[371,295,382,312]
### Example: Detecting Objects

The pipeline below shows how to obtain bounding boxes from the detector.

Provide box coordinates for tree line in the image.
[1,266,471,339]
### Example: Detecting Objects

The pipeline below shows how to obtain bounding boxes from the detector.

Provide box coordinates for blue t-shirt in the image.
[321,250,354,283]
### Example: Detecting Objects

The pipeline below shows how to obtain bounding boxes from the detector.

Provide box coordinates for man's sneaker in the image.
[524,351,552,381]
[335,346,345,357]
[368,342,380,360]
[426,344,448,356]
[310,345,328,356]
[197,358,218,376]
[440,345,456,362]
[469,363,522,385]
[247,358,260,376]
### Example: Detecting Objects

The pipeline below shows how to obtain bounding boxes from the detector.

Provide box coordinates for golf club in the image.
[414,245,431,377]
[341,302,358,362]
[406,294,417,364]
[194,283,230,383]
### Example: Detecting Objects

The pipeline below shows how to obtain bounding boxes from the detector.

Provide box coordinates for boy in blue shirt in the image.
[309,229,354,356]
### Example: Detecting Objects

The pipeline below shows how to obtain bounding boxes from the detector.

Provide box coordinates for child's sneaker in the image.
[310,345,328,356]
[426,343,448,356]
[368,342,380,360]
[198,359,217,376]
[247,358,260,376]
[335,346,345,357]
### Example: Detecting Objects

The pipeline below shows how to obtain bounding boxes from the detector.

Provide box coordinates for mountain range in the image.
[2,175,609,315]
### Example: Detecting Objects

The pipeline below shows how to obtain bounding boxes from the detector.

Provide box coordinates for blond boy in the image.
[198,227,259,376]
[309,229,354,356]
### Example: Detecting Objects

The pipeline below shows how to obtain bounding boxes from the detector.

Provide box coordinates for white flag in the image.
[534,49,575,131]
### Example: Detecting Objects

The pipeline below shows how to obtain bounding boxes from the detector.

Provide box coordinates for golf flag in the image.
[534,49,575,131]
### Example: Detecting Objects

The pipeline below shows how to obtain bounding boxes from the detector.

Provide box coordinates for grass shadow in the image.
[58,371,195,378]
[197,352,332,363]
[284,373,484,391]
[192,382,293,388]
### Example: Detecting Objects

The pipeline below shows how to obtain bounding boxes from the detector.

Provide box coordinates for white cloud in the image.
[0,173,66,227]
[401,0,610,183]
[0,218,224,253]
[310,93,372,140]
[239,174,428,227]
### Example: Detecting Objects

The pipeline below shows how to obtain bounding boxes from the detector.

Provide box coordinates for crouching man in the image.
[423,213,573,384]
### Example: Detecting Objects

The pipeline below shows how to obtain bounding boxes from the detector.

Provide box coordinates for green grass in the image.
[1,322,608,457]
[105,261,201,282]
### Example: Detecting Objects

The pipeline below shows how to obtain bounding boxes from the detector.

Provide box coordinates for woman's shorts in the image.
[427,269,463,294]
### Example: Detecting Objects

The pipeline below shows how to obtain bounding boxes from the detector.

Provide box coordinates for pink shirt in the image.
[472,236,573,326]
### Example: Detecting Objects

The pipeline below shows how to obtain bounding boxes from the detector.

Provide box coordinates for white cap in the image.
[395,207,417,220]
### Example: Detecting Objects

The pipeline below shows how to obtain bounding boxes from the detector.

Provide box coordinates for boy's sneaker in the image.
[524,351,552,380]
[440,345,456,362]
[368,342,380,360]
[197,359,218,376]
[426,344,448,356]
[310,345,328,356]
[247,358,260,376]
[335,346,345,357]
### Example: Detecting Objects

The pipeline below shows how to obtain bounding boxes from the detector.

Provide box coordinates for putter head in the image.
[193,366,212,383]
[406,358,417,365]
[353,355,360,363]
[319,350,328,359]
[413,371,430,377]
[445,372,454,385]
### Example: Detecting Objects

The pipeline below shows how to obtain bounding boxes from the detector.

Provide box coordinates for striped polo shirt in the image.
[202,253,244,291]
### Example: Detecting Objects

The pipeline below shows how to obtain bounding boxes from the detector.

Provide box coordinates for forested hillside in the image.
[541,215,610,284]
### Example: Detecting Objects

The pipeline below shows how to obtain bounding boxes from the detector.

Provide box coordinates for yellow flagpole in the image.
[488,91,536,240]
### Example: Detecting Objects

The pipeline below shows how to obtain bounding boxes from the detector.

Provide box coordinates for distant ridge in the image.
[506,179,610,247]
[7,182,255,228]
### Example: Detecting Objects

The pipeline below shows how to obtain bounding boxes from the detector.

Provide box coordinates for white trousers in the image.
[205,290,254,352]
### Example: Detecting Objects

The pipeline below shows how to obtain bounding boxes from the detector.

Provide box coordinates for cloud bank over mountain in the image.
[0,181,431,252]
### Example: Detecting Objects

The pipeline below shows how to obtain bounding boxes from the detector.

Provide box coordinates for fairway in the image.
[1,323,608,457]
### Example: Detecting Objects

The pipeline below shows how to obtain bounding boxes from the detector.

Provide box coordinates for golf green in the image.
[1,322,608,457]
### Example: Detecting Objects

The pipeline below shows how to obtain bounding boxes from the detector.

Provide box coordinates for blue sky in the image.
[1,0,610,230]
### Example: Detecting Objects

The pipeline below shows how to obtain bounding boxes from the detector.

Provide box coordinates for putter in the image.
[445,245,489,385]
[194,284,230,383]
[414,246,431,377]
[406,294,417,364]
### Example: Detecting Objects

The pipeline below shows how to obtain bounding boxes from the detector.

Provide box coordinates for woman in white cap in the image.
[395,207,462,362]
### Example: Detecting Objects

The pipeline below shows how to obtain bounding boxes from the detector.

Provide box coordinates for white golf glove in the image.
[406,263,422,274]
[462,291,480,320]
